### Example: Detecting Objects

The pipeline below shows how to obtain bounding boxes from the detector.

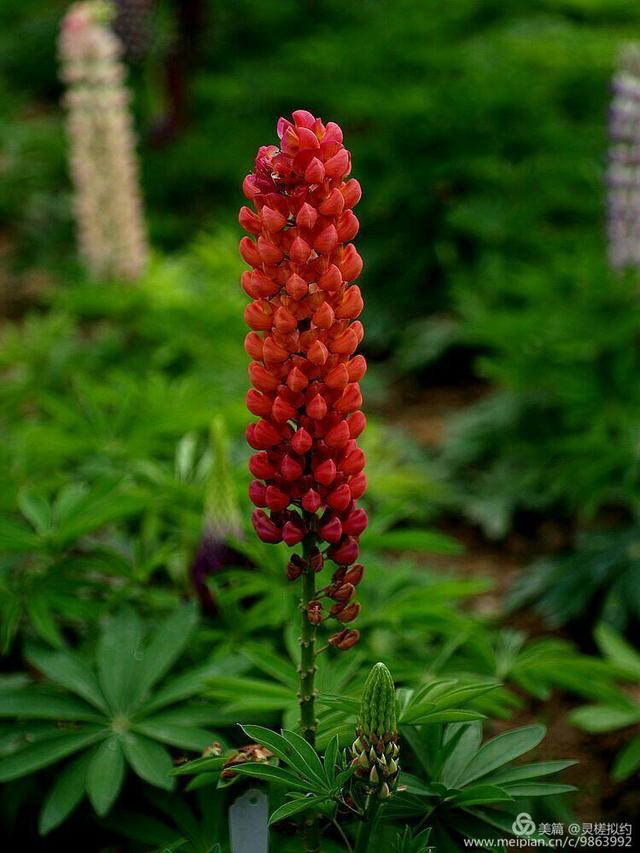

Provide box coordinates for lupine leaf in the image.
[0,727,106,782]
[131,604,198,707]
[239,725,291,764]
[570,704,640,733]
[232,762,315,792]
[281,729,328,786]
[449,785,513,806]
[483,759,577,785]
[25,646,108,713]
[502,782,576,797]
[268,795,330,826]
[0,689,103,722]
[133,720,214,752]
[455,725,546,787]
[97,609,145,713]
[38,751,91,835]
[121,733,175,790]
[612,734,640,781]
[171,755,228,776]
[87,736,125,816]
[323,736,339,779]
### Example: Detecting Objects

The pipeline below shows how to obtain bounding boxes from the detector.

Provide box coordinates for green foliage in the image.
[0,605,232,833]
[509,526,640,631]
[570,625,640,782]
[389,721,575,851]
[442,262,640,531]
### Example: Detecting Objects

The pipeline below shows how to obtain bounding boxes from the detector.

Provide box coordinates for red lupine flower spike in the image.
[240,111,367,640]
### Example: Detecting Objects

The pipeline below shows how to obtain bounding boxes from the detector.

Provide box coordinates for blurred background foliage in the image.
[2,0,640,846]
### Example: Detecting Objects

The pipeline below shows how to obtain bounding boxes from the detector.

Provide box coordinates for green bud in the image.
[359,662,397,740]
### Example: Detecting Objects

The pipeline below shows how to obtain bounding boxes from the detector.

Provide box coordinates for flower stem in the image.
[354,798,380,853]
[299,532,319,852]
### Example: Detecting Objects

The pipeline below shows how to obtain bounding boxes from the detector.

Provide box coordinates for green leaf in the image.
[570,704,640,733]
[142,663,226,716]
[0,516,39,552]
[503,782,576,797]
[133,719,214,752]
[281,729,328,786]
[241,644,298,690]
[87,737,125,816]
[268,795,329,826]
[121,733,175,790]
[456,725,546,787]
[131,604,198,706]
[97,609,145,713]
[232,762,314,792]
[612,734,640,781]
[440,722,483,788]
[0,727,105,782]
[450,784,513,806]
[26,598,64,649]
[239,725,291,764]
[323,736,339,780]
[18,491,52,535]
[0,688,103,722]
[171,754,228,776]
[484,760,577,785]
[25,646,108,714]
[595,624,640,680]
[39,751,91,835]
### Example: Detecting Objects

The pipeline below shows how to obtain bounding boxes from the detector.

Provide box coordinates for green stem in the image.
[299,532,319,852]
[354,798,380,853]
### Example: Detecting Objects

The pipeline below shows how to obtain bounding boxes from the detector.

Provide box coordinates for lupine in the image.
[351,662,400,802]
[239,111,366,850]
[240,110,367,651]
[59,1,149,281]
[607,44,640,271]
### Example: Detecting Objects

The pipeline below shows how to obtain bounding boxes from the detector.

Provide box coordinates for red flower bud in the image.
[252,509,282,543]
[344,563,364,586]
[281,454,304,482]
[304,157,325,183]
[246,389,273,418]
[286,272,308,300]
[307,600,324,625]
[291,428,313,454]
[249,481,267,507]
[342,508,368,536]
[249,451,276,479]
[318,264,342,292]
[261,206,287,232]
[330,535,359,565]
[319,516,343,544]
[306,393,328,420]
[335,601,360,623]
[283,518,306,546]
[329,628,360,650]
[325,420,351,448]
[302,488,322,512]
[314,458,337,486]
[265,485,290,512]
[327,483,352,512]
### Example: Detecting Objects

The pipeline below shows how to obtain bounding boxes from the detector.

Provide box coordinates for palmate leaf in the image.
[449,784,513,807]
[87,736,126,816]
[121,733,175,791]
[133,719,215,752]
[97,608,145,714]
[39,751,92,835]
[25,645,108,713]
[130,603,199,707]
[452,724,546,788]
[569,703,640,733]
[0,727,106,782]
[143,659,240,716]
[483,759,577,786]
[232,762,314,793]
[612,733,640,781]
[268,794,331,826]
[0,688,103,722]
